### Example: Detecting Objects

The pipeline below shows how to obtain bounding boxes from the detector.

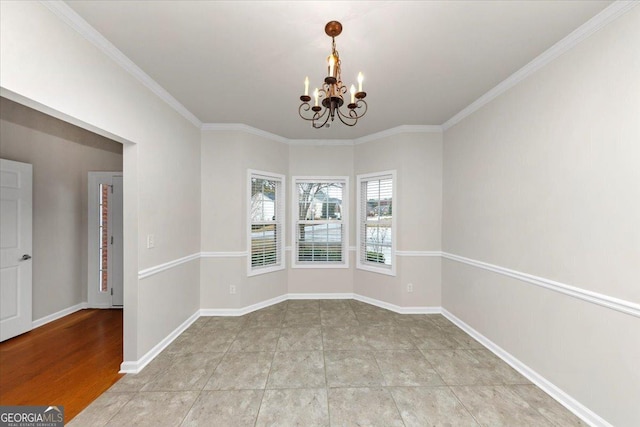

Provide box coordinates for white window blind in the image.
[248,170,284,275]
[292,177,348,268]
[357,171,396,275]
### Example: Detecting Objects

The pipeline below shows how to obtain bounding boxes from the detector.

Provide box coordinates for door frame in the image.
[87,171,123,308]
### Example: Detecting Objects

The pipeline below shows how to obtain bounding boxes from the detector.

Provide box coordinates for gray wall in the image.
[199,130,443,308]
[354,132,443,307]
[200,130,289,309]
[288,145,355,295]
[1,1,202,362]
[442,7,640,426]
[3,1,636,422]
[0,97,123,320]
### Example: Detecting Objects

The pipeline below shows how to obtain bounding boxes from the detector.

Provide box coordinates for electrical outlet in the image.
[146,234,155,249]
[229,285,236,294]
[407,283,413,293]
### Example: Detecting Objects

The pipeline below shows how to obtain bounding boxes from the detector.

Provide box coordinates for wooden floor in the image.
[0,309,123,423]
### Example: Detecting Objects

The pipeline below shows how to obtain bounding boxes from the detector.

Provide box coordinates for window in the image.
[248,170,285,276]
[357,171,396,275]
[292,177,348,268]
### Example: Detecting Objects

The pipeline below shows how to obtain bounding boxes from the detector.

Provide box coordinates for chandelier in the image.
[299,21,367,128]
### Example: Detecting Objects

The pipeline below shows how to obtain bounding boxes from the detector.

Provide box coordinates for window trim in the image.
[356,170,397,276]
[247,169,285,277]
[291,176,349,269]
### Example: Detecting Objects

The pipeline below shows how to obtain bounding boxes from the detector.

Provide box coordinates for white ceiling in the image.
[65,0,612,140]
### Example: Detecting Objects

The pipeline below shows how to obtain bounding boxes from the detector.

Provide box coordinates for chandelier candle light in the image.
[299,21,368,128]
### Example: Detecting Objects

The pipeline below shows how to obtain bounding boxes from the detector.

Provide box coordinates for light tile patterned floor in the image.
[69,300,586,426]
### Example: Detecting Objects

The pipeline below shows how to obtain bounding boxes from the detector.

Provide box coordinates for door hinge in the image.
[110,185,113,193]
[111,236,114,245]
[110,288,113,295]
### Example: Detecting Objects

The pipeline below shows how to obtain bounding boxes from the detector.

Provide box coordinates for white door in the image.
[87,172,123,308]
[111,176,123,306]
[0,159,33,342]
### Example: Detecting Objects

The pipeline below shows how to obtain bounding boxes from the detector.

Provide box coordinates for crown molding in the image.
[35,1,445,140]
[201,123,354,145]
[441,0,638,131]
[288,139,355,146]
[354,125,443,144]
[201,123,442,146]
[39,0,203,128]
[41,0,635,140]
[200,123,289,144]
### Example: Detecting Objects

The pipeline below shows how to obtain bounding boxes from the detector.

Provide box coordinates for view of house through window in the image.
[293,178,348,266]
[358,171,395,274]
[249,171,284,274]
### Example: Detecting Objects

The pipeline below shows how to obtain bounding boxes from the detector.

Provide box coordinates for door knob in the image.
[21,254,32,261]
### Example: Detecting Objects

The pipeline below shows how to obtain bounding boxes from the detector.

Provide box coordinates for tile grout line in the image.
[201,317,238,390]
[178,316,240,426]
[91,300,583,425]
[177,390,201,426]
[447,385,483,426]
[253,303,286,426]
[206,316,263,425]
[386,387,409,427]
[319,307,332,426]
[417,313,482,425]
[370,348,408,427]
[84,391,135,427]
[99,354,181,425]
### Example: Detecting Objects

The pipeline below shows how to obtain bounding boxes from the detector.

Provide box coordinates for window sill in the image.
[291,262,350,269]
[355,263,396,277]
[247,264,285,277]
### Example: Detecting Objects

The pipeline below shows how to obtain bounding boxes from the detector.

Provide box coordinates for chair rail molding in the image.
[137,253,200,280]
[136,251,639,318]
[442,252,640,318]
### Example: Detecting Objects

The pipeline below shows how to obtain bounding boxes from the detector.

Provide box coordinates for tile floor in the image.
[69,299,585,426]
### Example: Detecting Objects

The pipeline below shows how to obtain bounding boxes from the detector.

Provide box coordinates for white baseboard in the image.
[86,303,113,309]
[119,310,200,374]
[353,294,441,314]
[116,294,605,426]
[441,308,611,427]
[288,293,353,300]
[198,308,247,317]
[200,293,439,316]
[31,302,88,329]
[200,294,288,317]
